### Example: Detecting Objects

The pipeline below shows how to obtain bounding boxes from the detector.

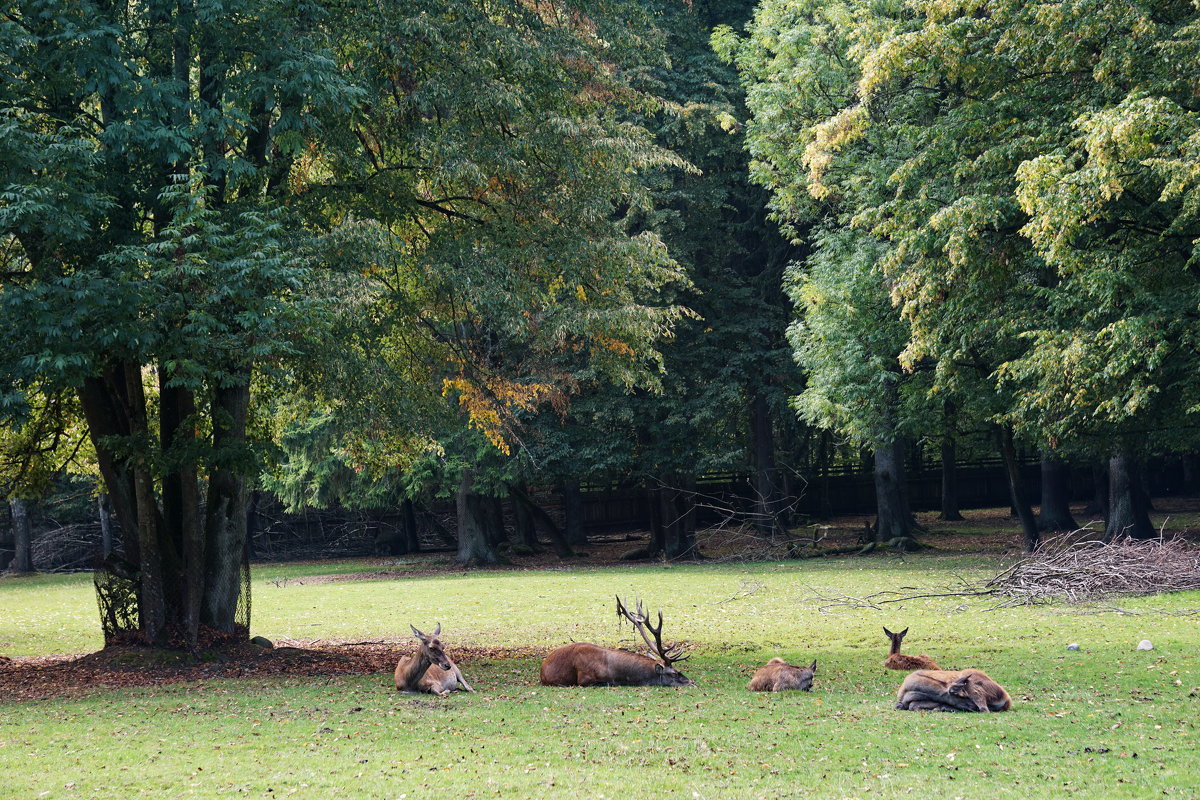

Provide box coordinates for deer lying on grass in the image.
[748,658,816,692]
[883,627,940,670]
[894,669,1011,712]
[394,624,475,697]
[539,597,694,687]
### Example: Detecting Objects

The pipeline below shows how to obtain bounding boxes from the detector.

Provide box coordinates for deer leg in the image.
[907,700,957,712]
[897,690,971,712]
[454,666,475,693]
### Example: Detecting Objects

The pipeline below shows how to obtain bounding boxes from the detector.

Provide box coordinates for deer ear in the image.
[432,622,441,636]
[654,664,664,674]
[809,660,817,672]
[899,627,908,637]
[883,627,892,637]
[410,624,425,639]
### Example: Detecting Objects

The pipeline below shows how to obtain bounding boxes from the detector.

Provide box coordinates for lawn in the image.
[1,546,1198,799]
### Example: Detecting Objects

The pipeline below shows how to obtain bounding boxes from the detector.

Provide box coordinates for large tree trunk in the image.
[402,498,420,554]
[456,469,501,565]
[160,369,203,644]
[750,392,783,536]
[998,425,1039,552]
[560,479,587,547]
[662,477,700,559]
[815,431,833,518]
[456,470,498,565]
[939,436,964,521]
[7,498,33,574]
[1037,453,1077,532]
[647,484,666,555]
[938,402,963,521]
[78,368,141,564]
[202,380,250,635]
[1104,452,1155,540]
[872,439,918,547]
[124,362,169,645]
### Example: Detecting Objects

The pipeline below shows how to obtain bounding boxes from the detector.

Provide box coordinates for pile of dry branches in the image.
[987,534,1200,603]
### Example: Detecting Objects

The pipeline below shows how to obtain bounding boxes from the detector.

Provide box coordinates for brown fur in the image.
[539,642,693,687]
[894,669,1011,713]
[394,624,475,697]
[747,657,816,692]
[883,626,939,670]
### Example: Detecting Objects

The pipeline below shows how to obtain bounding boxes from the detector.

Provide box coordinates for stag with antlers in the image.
[539,596,694,687]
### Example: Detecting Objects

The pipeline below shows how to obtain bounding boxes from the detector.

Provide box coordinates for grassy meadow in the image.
[1,539,1198,799]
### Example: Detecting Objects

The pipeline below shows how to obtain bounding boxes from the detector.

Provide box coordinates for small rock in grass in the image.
[250,635,274,649]
[1136,639,1153,651]
[1066,643,1080,651]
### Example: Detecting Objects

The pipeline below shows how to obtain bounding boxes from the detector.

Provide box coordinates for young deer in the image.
[540,597,694,687]
[895,669,1011,712]
[394,624,475,697]
[748,658,816,692]
[883,627,940,670]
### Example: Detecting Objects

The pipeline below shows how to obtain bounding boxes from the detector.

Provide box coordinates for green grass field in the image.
[1,551,1198,799]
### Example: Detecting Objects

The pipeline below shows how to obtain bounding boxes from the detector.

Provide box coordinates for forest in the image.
[2,0,1199,647]
[2,1,1200,797]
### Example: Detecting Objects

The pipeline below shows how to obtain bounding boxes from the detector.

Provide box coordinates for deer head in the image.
[616,596,693,686]
[883,626,908,652]
[410,623,453,670]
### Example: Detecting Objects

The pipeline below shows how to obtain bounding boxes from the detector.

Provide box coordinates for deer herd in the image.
[395,597,1011,713]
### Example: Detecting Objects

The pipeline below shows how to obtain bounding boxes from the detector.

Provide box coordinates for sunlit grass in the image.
[2,547,1199,798]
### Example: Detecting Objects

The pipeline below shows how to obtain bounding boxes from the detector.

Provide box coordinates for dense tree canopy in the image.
[720,0,1200,547]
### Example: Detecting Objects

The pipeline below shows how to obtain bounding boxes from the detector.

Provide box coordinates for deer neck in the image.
[402,647,435,687]
[889,639,902,656]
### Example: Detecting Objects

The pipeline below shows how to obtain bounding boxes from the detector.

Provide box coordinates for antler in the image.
[616,595,688,666]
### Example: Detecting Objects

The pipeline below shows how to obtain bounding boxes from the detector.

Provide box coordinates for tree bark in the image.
[160,368,203,644]
[647,484,665,556]
[872,439,918,546]
[998,425,1039,552]
[124,361,168,645]
[98,494,114,557]
[1104,452,1155,540]
[750,392,782,536]
[938,403,963,521]
[1037,453,1077,532]
[560,479,587,547]
[815,431,833,518]
[402,498,420,553]
[7,498,33,574]
[78,369,141,563]
[456,469,501,565]
[202,380,250,635]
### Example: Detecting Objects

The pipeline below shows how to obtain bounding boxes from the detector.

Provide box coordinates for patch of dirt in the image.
[0,640,551,702]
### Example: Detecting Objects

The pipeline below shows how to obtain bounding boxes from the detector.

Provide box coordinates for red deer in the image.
[895,669,1011,712]
[394,624,475,697]
[883,627,940,670]
[748,657,816,691]
[539,597,694,687]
